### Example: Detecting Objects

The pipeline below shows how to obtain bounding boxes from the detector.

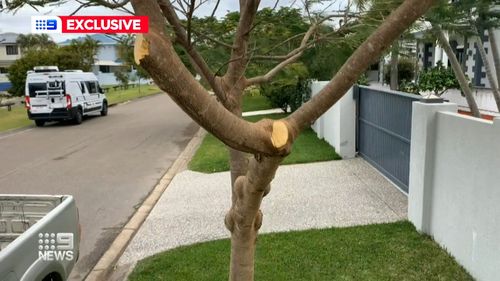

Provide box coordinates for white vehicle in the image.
[0,195,80,281]
[25,67,108,127]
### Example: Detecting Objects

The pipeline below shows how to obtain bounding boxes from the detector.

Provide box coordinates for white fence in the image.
[310,79,500,280]
[409,101,500,281]
[310,81,356,159]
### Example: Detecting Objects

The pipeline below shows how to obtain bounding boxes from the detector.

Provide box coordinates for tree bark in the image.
[225,156,281,281]
[432,25,481,118]
[488,28,500,94]
[390,42,399,90]
[474,29,500,112]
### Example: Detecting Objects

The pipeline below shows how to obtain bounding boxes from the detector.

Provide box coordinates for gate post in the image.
[408,101,457,232]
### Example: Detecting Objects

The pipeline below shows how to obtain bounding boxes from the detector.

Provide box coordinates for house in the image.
[414,27,500,114]
[0,33,21,72]
[415,29,500,89]
[0,33,21,91]
[58,34,133,86]
[416,28,500,113]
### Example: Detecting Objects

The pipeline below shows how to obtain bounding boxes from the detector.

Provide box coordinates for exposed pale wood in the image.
[134,34,149,65]
[271,121,288,149]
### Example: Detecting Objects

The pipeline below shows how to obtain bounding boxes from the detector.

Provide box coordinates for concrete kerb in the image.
[84,127,206,281]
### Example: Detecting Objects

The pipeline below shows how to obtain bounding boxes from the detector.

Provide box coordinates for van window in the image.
[85,81,98,94]
[28,82,65,97]
[79,82,86,93]
[28,83,47,97]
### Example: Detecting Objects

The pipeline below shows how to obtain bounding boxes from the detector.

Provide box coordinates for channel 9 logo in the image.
[34,19,58,31]
[31,15,148,34]
[31,16,62,33]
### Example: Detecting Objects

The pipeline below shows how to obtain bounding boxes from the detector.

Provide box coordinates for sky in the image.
[0,0,348,42]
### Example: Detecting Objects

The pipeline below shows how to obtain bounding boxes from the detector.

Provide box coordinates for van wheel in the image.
[100,101,108,116]
[35,120,45,127]
[74,109,83,125]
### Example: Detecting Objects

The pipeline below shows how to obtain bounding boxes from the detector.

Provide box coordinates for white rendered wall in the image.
[409,101,500,281]
[310,82,356,159]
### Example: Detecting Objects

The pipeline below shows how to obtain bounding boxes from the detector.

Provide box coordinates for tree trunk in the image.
[488,28,500,93]
[225,156,281,281]
[432,25,482,118]
[379,59,385,84]
[474,30,500,112]
[462,36,468,72]
[390,42,399,90]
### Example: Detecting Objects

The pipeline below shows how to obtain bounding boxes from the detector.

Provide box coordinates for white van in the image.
[25,67,108,127]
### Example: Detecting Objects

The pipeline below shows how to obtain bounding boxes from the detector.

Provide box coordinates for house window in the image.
[99,65,111,73]
[5,45,18,55]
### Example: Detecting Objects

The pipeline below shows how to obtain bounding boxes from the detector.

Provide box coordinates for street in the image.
[0,93,197,280]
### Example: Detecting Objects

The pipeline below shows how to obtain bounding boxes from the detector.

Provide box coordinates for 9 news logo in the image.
[38,232,74,262]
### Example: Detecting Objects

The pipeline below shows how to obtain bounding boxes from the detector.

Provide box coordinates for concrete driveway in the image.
[118,158,407,272]
[0,93,197,280]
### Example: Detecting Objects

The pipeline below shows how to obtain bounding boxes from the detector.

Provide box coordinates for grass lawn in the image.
[0,106,32,132]
[105,84,161,105]
[0,85,161,133]
[242,91,272,112]
[188,113,341,173]
[129,221,473,281]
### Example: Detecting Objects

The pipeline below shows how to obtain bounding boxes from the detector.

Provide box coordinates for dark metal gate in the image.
[354,86,419,193]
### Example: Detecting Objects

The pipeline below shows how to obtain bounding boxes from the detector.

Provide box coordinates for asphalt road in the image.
[0,93,197,280]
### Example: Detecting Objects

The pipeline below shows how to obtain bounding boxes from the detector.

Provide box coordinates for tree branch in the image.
[157,0,226,102]
[287,0,438,133]
[186,26,233,49]
[251,29,340,61]
[245,18,328,86]
[132,0,289,156]
[224,0,260,85]
[186,0,195,47]
[210,0,221,18]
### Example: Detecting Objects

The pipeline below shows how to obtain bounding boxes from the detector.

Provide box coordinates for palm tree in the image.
[431,24,481,117]
[468,0,500,111]
[473,26,500,111]
[425,0,484,117]
[16,34,55,52]
[488,28,500,90]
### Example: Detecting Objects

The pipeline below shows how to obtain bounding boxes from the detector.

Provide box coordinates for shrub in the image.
[399,79,420,95]
[384,58,416,85]
[357,74,370,86]
[114,68,130,88]
[417,61,460,96]
[260,63,310,113]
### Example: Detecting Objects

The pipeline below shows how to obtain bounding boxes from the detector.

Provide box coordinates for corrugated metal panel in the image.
[356,86,419,193]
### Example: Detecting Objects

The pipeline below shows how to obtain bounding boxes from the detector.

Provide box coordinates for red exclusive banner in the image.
[59,16,148,33]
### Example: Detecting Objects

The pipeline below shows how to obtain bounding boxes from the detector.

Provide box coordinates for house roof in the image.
[58,34,118,46]
[0,33,20,45]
